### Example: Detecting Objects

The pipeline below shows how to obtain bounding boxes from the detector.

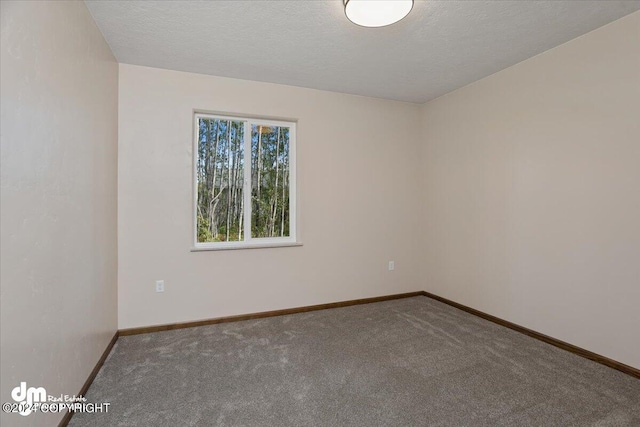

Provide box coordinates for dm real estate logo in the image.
[4,382,110,417]
[11,382,46,416]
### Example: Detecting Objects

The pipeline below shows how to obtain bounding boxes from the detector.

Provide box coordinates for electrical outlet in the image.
[156,280,165,293]
[388,261,395,271]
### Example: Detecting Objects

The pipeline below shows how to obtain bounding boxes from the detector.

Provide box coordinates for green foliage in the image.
[197,214,213,243]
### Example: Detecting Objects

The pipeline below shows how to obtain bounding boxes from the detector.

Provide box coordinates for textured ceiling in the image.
[85,1,640,103]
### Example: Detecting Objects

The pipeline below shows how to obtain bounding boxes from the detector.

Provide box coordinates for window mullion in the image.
[243,121,252,242]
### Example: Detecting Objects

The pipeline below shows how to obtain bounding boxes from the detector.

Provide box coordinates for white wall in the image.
[118,64,422,329]
[0,1,118,425]
[420,12,640,369]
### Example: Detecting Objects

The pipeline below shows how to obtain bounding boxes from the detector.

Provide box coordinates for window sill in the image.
[191,242,303,252]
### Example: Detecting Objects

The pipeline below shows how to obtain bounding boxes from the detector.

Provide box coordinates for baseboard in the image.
[58,331,119,427]
[119,291,425,336]
[420,291,640,379]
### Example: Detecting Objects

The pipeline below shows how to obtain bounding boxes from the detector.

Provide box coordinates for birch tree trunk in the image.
[281,159,288,236]
[270,127,281,236]
[229,123,237,230]
[226,121,232,241]
[256,126,263,235]
[236,130,242,229]
[209,121,220,238]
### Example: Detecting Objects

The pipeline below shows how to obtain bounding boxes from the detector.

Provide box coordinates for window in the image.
[193,113,297,249]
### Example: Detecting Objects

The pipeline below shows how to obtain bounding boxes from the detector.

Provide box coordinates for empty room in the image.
[1,0,639,426]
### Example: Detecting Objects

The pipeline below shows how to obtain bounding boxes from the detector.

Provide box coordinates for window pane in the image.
[196,118,245,242]
[251,124,290,238]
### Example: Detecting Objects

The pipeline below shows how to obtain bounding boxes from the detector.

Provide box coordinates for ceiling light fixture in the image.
[344,0,414,28]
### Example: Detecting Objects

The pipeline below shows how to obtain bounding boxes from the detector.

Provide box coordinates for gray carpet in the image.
[70,296,640,426]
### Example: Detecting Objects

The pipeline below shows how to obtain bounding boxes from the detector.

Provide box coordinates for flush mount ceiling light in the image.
[344,0,414,28]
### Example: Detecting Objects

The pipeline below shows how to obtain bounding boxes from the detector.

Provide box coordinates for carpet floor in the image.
[69,296,640,426]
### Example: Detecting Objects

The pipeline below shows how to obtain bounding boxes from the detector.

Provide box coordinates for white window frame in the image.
[192,112,298,251]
